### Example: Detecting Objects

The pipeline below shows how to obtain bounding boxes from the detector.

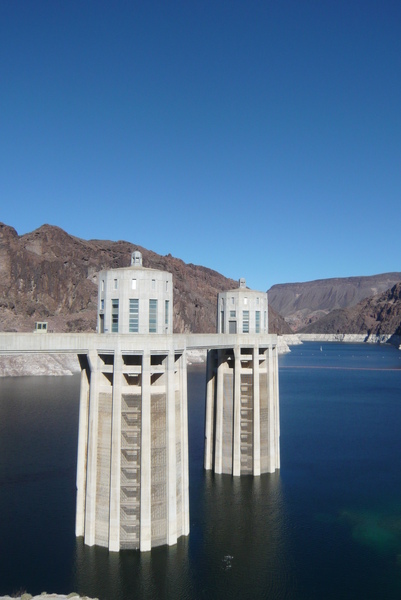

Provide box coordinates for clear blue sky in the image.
[1,1,400,291]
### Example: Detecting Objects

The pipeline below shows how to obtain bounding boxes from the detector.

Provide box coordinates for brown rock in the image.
[0,222,290,335]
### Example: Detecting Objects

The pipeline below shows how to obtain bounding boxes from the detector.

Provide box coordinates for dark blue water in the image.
[0,342,401,599]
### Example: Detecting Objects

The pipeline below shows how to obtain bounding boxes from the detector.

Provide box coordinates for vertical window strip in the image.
[111,299,119,332]
[149,299,157,333]
[129,299,139,333]
[255,311,260,333]
[165,300,169,327]
[242,310,249,333]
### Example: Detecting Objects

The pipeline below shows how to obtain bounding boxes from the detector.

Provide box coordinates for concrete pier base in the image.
[204,342,280,476]
[76,345,189,551]
[0,330,280,550]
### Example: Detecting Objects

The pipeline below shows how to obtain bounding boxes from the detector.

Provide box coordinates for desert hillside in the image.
[268,273,401,331]
[300,282,401,338]
[0,222,288,334]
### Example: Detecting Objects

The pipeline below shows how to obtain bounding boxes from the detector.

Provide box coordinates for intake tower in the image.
[204,280,279,476]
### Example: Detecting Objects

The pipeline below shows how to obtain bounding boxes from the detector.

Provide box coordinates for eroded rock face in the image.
[299,283,401,337]
[0,222,290,336]
[268,273,401,331]
[0,353,80,377]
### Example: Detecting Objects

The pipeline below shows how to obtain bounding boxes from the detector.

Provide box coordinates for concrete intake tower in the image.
[204,280,280,475]
[0,253,280,553]
[76,252,189,551]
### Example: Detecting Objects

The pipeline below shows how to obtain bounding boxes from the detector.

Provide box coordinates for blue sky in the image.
[1,1,400,291]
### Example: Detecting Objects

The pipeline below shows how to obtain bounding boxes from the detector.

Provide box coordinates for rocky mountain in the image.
[268,273,401,331]
[0,222,288,335]
[300,282,401,338]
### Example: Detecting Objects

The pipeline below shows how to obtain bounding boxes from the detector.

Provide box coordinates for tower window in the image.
[129,299,139,333]
[165,300,169,327]
[111,299,119,332]
[255,311,260,333]
[132,278,137,290]
[149,299,157,333]
[114,279,118,290]
[242,310,249,333]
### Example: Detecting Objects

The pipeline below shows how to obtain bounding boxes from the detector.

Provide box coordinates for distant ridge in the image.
[0,222,289,335]
[300,282,401,339]
[268,273,401,331]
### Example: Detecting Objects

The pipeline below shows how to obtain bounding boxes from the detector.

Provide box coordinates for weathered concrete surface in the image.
[0,332,278,354]
[0,334,287,376]
[0,333,278,378]
[204,343,280,477]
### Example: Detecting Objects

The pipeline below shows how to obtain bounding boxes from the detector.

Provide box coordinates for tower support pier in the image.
[204,340,280,476]
[75,343,189,551]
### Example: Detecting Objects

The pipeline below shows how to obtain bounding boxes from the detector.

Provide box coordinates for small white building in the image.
[217,278,268,334]
[34,321,48,333]
[97,251,173,334]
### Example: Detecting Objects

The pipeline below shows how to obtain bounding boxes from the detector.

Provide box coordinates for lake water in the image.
[1,342,401,599]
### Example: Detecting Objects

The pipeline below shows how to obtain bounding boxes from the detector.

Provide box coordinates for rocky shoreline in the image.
[291,332,401,348]
[0,595,98,600]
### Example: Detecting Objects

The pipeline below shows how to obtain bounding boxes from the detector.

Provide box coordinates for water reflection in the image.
[194,470,295,599]
[73,468,294,600]
[74,534,192,600]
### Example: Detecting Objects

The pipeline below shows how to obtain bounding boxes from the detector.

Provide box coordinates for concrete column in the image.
[166,348,178,546]
[273,344,280,470]
[252,345,261,476]
[108,349,122,551]
[84,350,100,546]
[267,344,276,473]
[232,346,241,477]
[140,350,152,551]
[180,349,190,536]
[204,350,215,471]
[75,362,90,537]
[214,350,225,474]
